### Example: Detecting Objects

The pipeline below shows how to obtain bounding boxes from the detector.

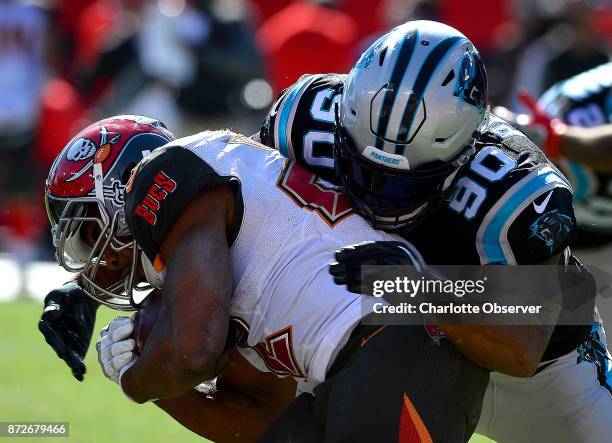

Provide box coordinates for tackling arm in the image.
[438,324,551,377]
[331,244,561,377]
[435,254,561,377]
[154,351,296,443]
[121,186,234,402]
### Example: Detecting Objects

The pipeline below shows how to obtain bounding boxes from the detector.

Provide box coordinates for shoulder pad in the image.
[413,129,576,265]
[260,73,346,181]
[124,144,238,263]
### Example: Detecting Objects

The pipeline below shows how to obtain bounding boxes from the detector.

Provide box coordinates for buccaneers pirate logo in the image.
[65,126,121,182]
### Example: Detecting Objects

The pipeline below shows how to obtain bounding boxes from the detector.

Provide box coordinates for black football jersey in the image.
[539,62,612,245]
[260,73,346,183]
[261,76,577,265]
[260,78,583,360]
[407,115,575,266]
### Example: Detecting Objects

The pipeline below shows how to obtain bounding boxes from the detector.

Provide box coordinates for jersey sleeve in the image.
[124,145,239,263]
[259,83,292,148]
[476,165,576,264]
[259,73,345,183]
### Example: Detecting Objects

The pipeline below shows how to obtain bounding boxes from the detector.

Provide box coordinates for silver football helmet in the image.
[335,20,488,230]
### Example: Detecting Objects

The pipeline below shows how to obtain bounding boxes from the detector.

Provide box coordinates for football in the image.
[132,289,237,364]
[133,289,163,354]
[93,144,112,164]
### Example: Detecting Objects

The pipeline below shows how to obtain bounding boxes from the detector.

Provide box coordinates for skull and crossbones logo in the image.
[65,126,120,183]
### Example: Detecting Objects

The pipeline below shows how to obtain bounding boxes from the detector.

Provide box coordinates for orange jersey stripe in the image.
[398,393,433,443]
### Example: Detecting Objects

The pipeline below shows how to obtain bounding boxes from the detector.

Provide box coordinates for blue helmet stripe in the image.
[374,30,418,150]
[395,36,465,153]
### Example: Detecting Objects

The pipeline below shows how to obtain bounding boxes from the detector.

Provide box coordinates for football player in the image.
[43,116,490,442]
[260,21,608,443]
[40,116,296,442]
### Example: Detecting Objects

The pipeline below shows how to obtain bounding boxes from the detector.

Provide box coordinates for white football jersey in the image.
[172,130,422,392]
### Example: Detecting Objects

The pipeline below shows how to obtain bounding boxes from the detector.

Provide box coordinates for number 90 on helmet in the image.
[335,20,488,231]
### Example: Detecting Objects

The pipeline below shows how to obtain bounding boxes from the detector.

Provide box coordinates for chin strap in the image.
[141,253,166,289]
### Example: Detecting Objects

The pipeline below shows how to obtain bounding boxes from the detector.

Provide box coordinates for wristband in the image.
[118,363,139,403]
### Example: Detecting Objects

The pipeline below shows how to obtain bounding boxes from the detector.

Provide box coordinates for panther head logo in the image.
[529,209,573,251]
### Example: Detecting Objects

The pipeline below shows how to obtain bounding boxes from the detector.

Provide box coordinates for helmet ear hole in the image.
[122,162,137,184]
[441,70,455,86]
[378,47,388,66]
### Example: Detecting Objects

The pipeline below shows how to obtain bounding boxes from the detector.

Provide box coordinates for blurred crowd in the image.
[0,0,611,267]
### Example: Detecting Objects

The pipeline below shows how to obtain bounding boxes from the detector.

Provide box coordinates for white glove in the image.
[96,317,137,385]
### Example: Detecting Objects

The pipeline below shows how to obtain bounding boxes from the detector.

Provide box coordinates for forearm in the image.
[439,324,552,377]
[154,382,288,443]
[123,189,234,402]
[560,125,612,172]
[122,316,225,402]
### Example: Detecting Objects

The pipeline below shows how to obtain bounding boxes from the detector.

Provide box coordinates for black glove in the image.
[329,241,421,294]
[38,281,99,381]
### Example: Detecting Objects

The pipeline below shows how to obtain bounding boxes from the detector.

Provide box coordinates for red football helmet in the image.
[45,115,175,310]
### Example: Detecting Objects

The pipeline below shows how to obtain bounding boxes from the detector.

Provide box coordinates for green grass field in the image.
[0,299,495,443]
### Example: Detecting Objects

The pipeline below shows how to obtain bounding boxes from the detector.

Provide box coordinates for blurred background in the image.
[1,0,612,300]
[0,0,610,441]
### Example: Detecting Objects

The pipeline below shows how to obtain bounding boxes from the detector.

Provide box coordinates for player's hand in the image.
[517,90,566,159]
[329,241,421,294]
[38,281,99,381]
[96,317,136,385]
